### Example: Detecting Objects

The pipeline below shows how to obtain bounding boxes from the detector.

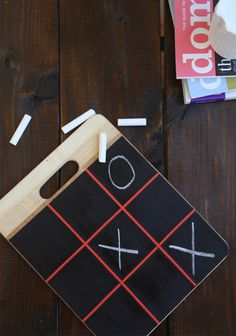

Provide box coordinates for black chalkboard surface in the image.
[10,136,229,336]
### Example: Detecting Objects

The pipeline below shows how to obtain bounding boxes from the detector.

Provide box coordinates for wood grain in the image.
[59,1,166,335]
[164,2,236,335]
[0,0,59,335]
[0,0,235,335]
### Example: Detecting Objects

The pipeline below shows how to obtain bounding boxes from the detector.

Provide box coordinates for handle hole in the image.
[40,161,79,199]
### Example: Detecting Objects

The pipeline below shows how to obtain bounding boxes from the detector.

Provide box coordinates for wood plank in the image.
[0,0,59,334]
[59,0,167,335]
[164,2,236,335]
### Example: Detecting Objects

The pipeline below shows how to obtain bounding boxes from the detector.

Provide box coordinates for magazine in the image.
[182,80,236,104]
[174,0,236,78]
[168,0,236,103]
[187,77,236,99]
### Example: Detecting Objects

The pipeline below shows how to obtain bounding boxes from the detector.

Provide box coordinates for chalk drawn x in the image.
[169,222,215,276]
[98,228,139,270]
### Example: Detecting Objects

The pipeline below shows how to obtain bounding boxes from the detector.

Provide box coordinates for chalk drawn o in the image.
[108,155,135,190]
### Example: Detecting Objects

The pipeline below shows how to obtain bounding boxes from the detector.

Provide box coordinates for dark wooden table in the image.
[0,1,235,335]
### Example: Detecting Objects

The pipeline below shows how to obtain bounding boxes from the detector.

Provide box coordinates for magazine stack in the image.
[169,0,236,104]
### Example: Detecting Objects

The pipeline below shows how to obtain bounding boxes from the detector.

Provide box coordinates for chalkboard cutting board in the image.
[0,115,229,336]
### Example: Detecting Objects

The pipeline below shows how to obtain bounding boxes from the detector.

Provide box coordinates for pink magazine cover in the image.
[175,0,236,78]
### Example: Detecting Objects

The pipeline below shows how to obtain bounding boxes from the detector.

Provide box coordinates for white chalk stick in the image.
[99,132,107,163]
[117,118,147,127]
[61,109,96,134]
[10,114,32,146]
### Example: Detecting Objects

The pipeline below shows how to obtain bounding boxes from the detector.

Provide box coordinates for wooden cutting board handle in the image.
[0,115,120,239]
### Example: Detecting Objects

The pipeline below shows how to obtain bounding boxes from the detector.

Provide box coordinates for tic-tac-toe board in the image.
[0,115,229,336]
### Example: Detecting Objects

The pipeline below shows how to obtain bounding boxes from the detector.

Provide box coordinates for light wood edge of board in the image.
[0,114,121,240]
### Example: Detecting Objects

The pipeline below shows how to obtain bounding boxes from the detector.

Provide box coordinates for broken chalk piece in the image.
[61,109,96,134]
[117,118,147,127]
[10,114,32,146]
[99,132,107,163]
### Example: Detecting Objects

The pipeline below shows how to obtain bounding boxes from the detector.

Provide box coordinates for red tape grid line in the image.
[47,170,195,323]
[86,169,196,287]
[47,203,160,324]
[46,173,159,282]
[83,245,158,322]
[83,210,195,322]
